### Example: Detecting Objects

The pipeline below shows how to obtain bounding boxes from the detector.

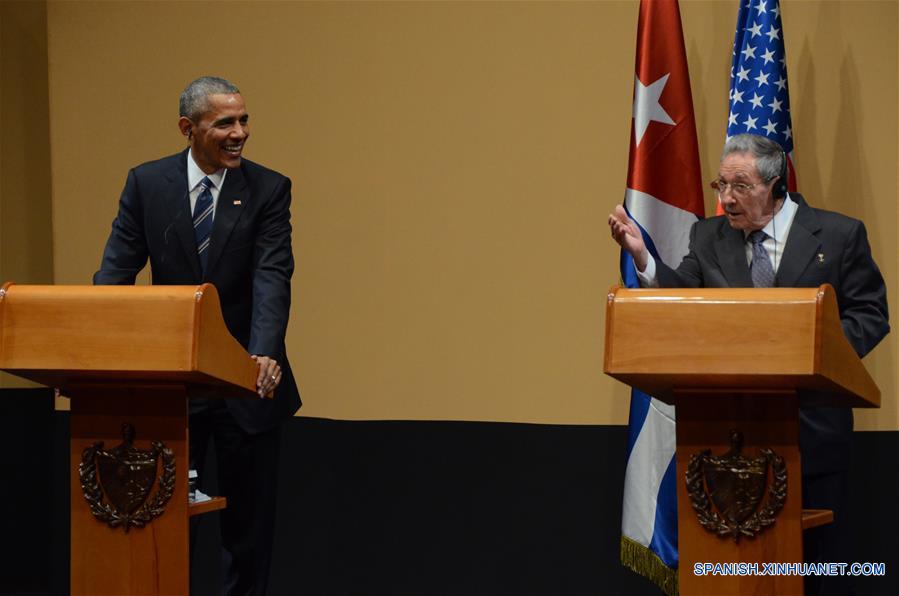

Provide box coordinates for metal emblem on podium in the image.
[79,422,176,531]
[685,430,786,541]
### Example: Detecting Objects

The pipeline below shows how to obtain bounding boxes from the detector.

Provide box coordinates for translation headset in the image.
[769,148,788,282]
[772,149,788,200]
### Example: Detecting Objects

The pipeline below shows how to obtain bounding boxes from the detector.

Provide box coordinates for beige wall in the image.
[7,1,896,429]
[1,0,54,389]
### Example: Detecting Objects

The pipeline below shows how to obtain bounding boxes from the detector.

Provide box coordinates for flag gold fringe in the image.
[620,535,678,596]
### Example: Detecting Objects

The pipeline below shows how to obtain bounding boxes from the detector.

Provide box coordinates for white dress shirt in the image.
[186,151,227,219]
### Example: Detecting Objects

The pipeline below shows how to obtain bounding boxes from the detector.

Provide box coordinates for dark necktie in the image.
[193,177,214,274]
[748,230,775,288]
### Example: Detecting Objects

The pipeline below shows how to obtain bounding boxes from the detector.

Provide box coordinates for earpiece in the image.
[773,149,788,199]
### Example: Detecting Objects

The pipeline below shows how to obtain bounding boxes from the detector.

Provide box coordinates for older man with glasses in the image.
[609,132,889,595]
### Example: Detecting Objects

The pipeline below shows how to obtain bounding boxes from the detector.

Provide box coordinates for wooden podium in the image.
[604,284,879,596]
[0,282,258,595]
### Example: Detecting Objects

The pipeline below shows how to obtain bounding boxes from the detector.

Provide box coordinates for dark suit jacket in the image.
[94,148,301,434]
[656,194,889,474]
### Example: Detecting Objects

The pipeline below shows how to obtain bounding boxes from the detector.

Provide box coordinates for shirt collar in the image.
[765,193,797,244]
[186,150,227,192]
[745,193,797,244]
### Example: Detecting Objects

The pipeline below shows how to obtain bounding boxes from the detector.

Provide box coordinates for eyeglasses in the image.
[710,178,775,198]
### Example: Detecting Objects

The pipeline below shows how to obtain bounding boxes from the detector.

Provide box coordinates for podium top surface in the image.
[0,283,257,397]
[603,284,880,408]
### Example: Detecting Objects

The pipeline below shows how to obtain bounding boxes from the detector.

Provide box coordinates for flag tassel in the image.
[620,535,679,596]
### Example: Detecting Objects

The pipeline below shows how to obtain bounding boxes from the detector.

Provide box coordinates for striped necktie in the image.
[193,177,214,274]
[748,230,775,288]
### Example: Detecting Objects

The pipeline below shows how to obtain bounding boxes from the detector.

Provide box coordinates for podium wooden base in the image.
[69,387,189,596]
[603,287,881,596]
[676,391,804,596]
[0,284,256,596]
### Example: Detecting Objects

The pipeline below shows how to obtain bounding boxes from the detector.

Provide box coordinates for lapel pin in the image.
[233,200,242,206]
[817,253,825,264]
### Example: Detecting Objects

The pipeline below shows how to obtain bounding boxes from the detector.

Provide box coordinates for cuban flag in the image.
[722,0,796,214]
[619,1,704,593]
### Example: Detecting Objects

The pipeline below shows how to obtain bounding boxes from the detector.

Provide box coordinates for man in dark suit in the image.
[94,76,301,595]
[609,133,889,595]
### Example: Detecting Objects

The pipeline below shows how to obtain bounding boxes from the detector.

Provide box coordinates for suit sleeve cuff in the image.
[635,254,659,288]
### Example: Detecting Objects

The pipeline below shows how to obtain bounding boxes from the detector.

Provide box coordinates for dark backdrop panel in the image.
[847,432,899,596]
[195,419,656,596]
[3,395,897,595]
[0,389,56,594]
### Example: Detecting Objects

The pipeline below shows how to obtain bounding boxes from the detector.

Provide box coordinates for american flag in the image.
[727,0,797,190]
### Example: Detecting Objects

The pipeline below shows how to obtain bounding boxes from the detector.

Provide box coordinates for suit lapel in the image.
[714,222,754,287]
[205,165,249,277]
[163,150,203,279]
[776,194,822,287]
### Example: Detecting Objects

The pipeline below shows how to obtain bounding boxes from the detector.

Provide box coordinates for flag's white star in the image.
[741,44,757,60]
[766,25,781,41]
[732,89,745,104]
[772,4,780,18]
[755,0,767,15]
[784,125,792,141]
[729,111,739,126]
[768,97,783,113]
[763,119,778,136]
[774,76,787,91]
[748,22,763,38]
[754,71,771,86]
[749,93,764,109]
[744,115,759,130]
[761,48,775,65]
[737,67,751,82]
[632,73,676,146]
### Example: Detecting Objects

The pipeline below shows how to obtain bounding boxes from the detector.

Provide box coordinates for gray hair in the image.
[721,133,785,182]
[179,76,241,121]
